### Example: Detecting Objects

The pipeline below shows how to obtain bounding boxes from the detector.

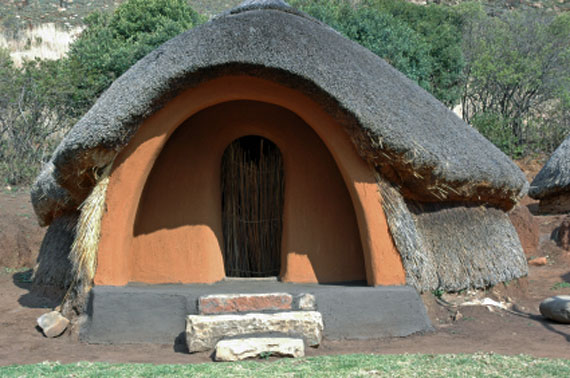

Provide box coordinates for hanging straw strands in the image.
[221,136,284,277]
[61,164,112,311]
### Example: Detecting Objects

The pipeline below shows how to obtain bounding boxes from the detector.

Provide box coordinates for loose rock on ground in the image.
[37,311,69,338]
[539,295,570,324]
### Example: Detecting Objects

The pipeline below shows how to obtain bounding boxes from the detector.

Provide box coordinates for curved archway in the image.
[130,101,366,283]
[95,76,406,286]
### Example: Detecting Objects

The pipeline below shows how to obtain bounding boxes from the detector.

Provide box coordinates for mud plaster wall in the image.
[94,76,405,286]
[133,100,365,283]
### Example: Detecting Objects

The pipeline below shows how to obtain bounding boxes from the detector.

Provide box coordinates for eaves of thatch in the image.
[529,135,570,200]
[31,0,527,226]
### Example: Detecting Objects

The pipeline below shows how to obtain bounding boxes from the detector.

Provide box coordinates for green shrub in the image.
[470,112,525,158]
[290,0,434,94]
[460,5,570,157]
[62,0,205,118]
[0,0,206,186]
[0,53,73,185]
[290,0,464,107]
[364,0,465,106]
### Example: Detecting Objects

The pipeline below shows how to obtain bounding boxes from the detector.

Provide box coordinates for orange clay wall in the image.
[133,101,364,283]
[94,76,406,286]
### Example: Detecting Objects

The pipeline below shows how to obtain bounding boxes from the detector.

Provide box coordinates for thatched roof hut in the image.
[31,0,528,311]
[529,135,570,214]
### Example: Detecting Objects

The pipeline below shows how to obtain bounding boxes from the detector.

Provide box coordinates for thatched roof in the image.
[529,135,570,199]
[378,178,527,293]
[32,0,527,226]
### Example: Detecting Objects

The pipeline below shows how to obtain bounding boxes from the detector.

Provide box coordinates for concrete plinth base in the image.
[80,282,432,345]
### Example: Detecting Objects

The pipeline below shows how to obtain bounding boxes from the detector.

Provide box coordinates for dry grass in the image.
[67,165,111,299]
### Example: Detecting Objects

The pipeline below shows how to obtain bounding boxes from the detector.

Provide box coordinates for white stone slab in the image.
[186,311,323,352]
[215,337,304,361]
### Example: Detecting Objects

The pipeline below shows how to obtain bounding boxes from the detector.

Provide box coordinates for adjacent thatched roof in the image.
[378,178,527,293]
[31,0,527,226]
[529,135,570,199]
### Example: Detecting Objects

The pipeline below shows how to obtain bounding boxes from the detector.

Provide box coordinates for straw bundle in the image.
[31,212,78,297]
[64,165,111,308]
[377,174,527,293]
[221,137,284,277]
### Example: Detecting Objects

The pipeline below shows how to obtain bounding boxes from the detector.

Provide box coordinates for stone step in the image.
[215,337,305,361]
[186,311,323,352]
[198,292,316,315]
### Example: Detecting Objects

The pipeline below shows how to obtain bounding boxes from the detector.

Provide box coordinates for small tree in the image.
[0,52,73,185]
[460,5,570,156]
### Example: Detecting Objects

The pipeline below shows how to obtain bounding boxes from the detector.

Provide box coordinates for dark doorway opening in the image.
[221,136,285,277]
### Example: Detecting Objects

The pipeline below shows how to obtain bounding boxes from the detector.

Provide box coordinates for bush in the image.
[62,0,205,118]
[0,0,205,186]
[290,0,465,107]
[470,112,524,158]
[460,4,570,157]
[290,0,434,94]
[0,52,73,185]
[364,0,465,106]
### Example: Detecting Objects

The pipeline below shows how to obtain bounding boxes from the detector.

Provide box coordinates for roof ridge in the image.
[213,0,311,22]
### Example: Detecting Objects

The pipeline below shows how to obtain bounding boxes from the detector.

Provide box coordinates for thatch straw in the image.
[377,174,528,293]
[31,212,78,298]
[221,136,284,277]
[530,135,570,200]
[376,174,437,291]
[63,165,112,308]
[409,201,528,292]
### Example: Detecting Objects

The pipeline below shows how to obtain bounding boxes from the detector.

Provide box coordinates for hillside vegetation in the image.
[0,0,568,186]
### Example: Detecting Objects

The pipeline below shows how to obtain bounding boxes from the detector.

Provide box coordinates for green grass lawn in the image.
[1,353,569,377]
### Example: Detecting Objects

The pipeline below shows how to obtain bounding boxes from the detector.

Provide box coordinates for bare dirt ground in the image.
[1,161,569,366]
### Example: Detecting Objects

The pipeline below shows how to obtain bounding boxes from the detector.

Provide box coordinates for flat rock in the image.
[539,295,570,324]
[199,293,293,314]
[37,311,69,338]
[186,311,323,352]
[215,337,304,361]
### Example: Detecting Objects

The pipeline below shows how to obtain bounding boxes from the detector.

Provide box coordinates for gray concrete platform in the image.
[80,281,433,346]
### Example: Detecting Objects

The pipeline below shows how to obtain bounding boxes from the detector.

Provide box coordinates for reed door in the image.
[220,136,284,277]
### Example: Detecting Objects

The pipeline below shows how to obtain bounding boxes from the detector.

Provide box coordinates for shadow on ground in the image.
[14,269,59,309]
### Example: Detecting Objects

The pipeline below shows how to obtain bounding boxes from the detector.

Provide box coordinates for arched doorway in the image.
[95,77,406,287]
[221,136,285,277]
